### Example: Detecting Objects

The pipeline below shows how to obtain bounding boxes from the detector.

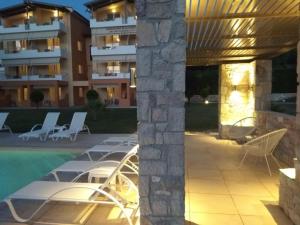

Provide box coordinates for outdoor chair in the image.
[2,145,139,224]
[18,112,60,141]
[0,112,12,134]
[227,116,256,142]
[239,128,288,175]
[103,133,138,146]
[49,112,90,141]
[50,145,139,182]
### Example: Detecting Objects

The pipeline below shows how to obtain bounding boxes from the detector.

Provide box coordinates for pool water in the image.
[0,150,76,200]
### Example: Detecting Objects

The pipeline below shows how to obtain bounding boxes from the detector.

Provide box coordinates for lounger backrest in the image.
[0,112,9,128]
[41,112,60,131]
[244,128,287,155]
[69,112,87,132]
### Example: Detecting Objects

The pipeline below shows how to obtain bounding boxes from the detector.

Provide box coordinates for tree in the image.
[86,89,103,120]
[30,90,44,108]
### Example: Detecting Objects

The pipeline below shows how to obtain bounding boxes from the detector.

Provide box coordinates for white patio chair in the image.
[18,112,60,141]
[103,133,137,146]
[239,128,288,175]
[50,145,139,182]
[0,112,12,134]
[49,112,90,141]
[227,117,256,142]
[84,144,134,161]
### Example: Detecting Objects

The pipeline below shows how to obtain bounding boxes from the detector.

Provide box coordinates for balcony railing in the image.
[0,20,66,34]
[92,72,130,80]
[0,74,66,81]
[90,17,136,28]
[0,48,67,60]
[91,45,136,56]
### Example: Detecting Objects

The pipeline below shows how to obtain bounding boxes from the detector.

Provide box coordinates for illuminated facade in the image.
[0,1,90,107]
[85,0,136,107]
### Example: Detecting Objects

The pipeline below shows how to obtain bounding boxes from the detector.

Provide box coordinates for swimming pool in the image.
[0,150,76,200]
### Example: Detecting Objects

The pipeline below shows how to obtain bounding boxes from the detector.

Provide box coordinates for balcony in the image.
[91,45,136,62]
[90,17,136,35]
[0,20,66,41]
[0,48,67,66]
[0,74,67,81]
[92,73,130,80]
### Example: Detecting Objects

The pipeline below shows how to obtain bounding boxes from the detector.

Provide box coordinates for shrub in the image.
[30,90,44,108]
[86,89,103,120]
[86,89,99,101]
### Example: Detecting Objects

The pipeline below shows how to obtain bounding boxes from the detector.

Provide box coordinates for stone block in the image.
[140,197,152,216]
[161,40,186,63]
[138,123,155,145]
[139,175,150,196]
[167,107,185,131]
[157,20,172,43]
[139,160,167,175]
[152,108,168,122]
[173,63,186,91]
[139,146,162,159]
[151,200,168,215]
[137,48,152,77]
[137,78,165,91]
[146,2,173,19]
[137,20,157,46]
[137,92,150,121]
[163,132,184,144]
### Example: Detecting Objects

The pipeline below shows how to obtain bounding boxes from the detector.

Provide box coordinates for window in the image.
[48,64,61,75]
[23,87,28,101]
[107,62,120,74]
[79,87,84,98]
[58,87,62,100]
[78,65,83,74]
[77,41,82,51]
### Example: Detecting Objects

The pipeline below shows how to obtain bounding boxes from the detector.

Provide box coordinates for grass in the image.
[185,103,218,132]
[2,103,219,133]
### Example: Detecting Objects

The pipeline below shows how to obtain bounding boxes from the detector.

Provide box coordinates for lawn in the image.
[2,104,219,133]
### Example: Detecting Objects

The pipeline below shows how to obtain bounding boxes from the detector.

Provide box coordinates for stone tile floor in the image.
[0,132,294,225]
[185,133,293,225]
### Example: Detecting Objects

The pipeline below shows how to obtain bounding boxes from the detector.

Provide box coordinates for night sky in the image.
[0,0,91,18]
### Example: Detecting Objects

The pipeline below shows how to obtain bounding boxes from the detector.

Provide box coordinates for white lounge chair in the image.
[49,112,90,141]
[239,128,288,175]
[0,112,12,134]
[103,134,137,146]
[50,145,139,182]
[84,144,134,161]
[18,112,60,141]
[3,181,137,225]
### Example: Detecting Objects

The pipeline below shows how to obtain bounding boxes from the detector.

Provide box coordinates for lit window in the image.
[78,65,83,74]
[79,87,84,98]
[77,41,82,51]
[24,87,28,101]
[58,87,62,100]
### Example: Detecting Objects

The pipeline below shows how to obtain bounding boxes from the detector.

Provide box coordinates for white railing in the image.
[0,74,66,81]
[92,73,130,80]
[91,45,136,56]
[90,17,136,28]
[0,20,66,34]
[0,48,67,59]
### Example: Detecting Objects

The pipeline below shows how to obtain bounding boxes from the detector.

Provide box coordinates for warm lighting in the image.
[24,87,28,101]
[280,168,295,179]
[112,8,116,14]
[204,100,209,104]
[54,10,59,18]
[26,11,33,19]
[116,37,120,42]
[130,68,136,88]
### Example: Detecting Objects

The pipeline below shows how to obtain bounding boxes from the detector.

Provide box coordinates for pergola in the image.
[136,0,300,224]
[186,0,299,65]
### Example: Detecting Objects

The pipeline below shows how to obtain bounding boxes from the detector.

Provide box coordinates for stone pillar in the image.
[255,60,272,111]
[135,0,186,224]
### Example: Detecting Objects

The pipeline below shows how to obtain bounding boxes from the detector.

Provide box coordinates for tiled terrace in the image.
[185,133,293,225]
[0,132,294,225]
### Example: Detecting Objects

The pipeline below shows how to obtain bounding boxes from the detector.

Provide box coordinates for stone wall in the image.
[136,0,186,224]
[256,111,296,166]
[279,169,300,225]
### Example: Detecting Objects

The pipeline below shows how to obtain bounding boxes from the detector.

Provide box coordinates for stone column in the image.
[255,60,272,112]
[135,0,186,224]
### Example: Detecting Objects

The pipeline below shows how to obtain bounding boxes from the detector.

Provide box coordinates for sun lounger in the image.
[0,112,12,134]
[18,112,59,141]
[103,134,137,146]
[49,112,90,141]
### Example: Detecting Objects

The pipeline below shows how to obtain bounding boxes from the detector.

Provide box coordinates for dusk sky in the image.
[0,0,91,18]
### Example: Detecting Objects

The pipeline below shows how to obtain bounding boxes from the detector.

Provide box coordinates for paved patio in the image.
[185,133,293,225]
[0,132,294,225]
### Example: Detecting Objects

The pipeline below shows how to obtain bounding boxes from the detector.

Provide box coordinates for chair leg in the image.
[239,150,248,168]
[265,155,272,176]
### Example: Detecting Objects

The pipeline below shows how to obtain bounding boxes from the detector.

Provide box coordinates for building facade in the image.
[0,1,90,107]
[85,0,137,107]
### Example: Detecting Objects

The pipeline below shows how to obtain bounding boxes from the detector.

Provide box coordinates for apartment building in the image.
[85,0,137,107]
[0,1,90,107]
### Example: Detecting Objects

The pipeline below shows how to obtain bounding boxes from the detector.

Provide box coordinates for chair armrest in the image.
[62,124,70,129]
[30,124,42,132]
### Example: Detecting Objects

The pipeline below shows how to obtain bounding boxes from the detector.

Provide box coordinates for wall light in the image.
[130,67,136,88]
